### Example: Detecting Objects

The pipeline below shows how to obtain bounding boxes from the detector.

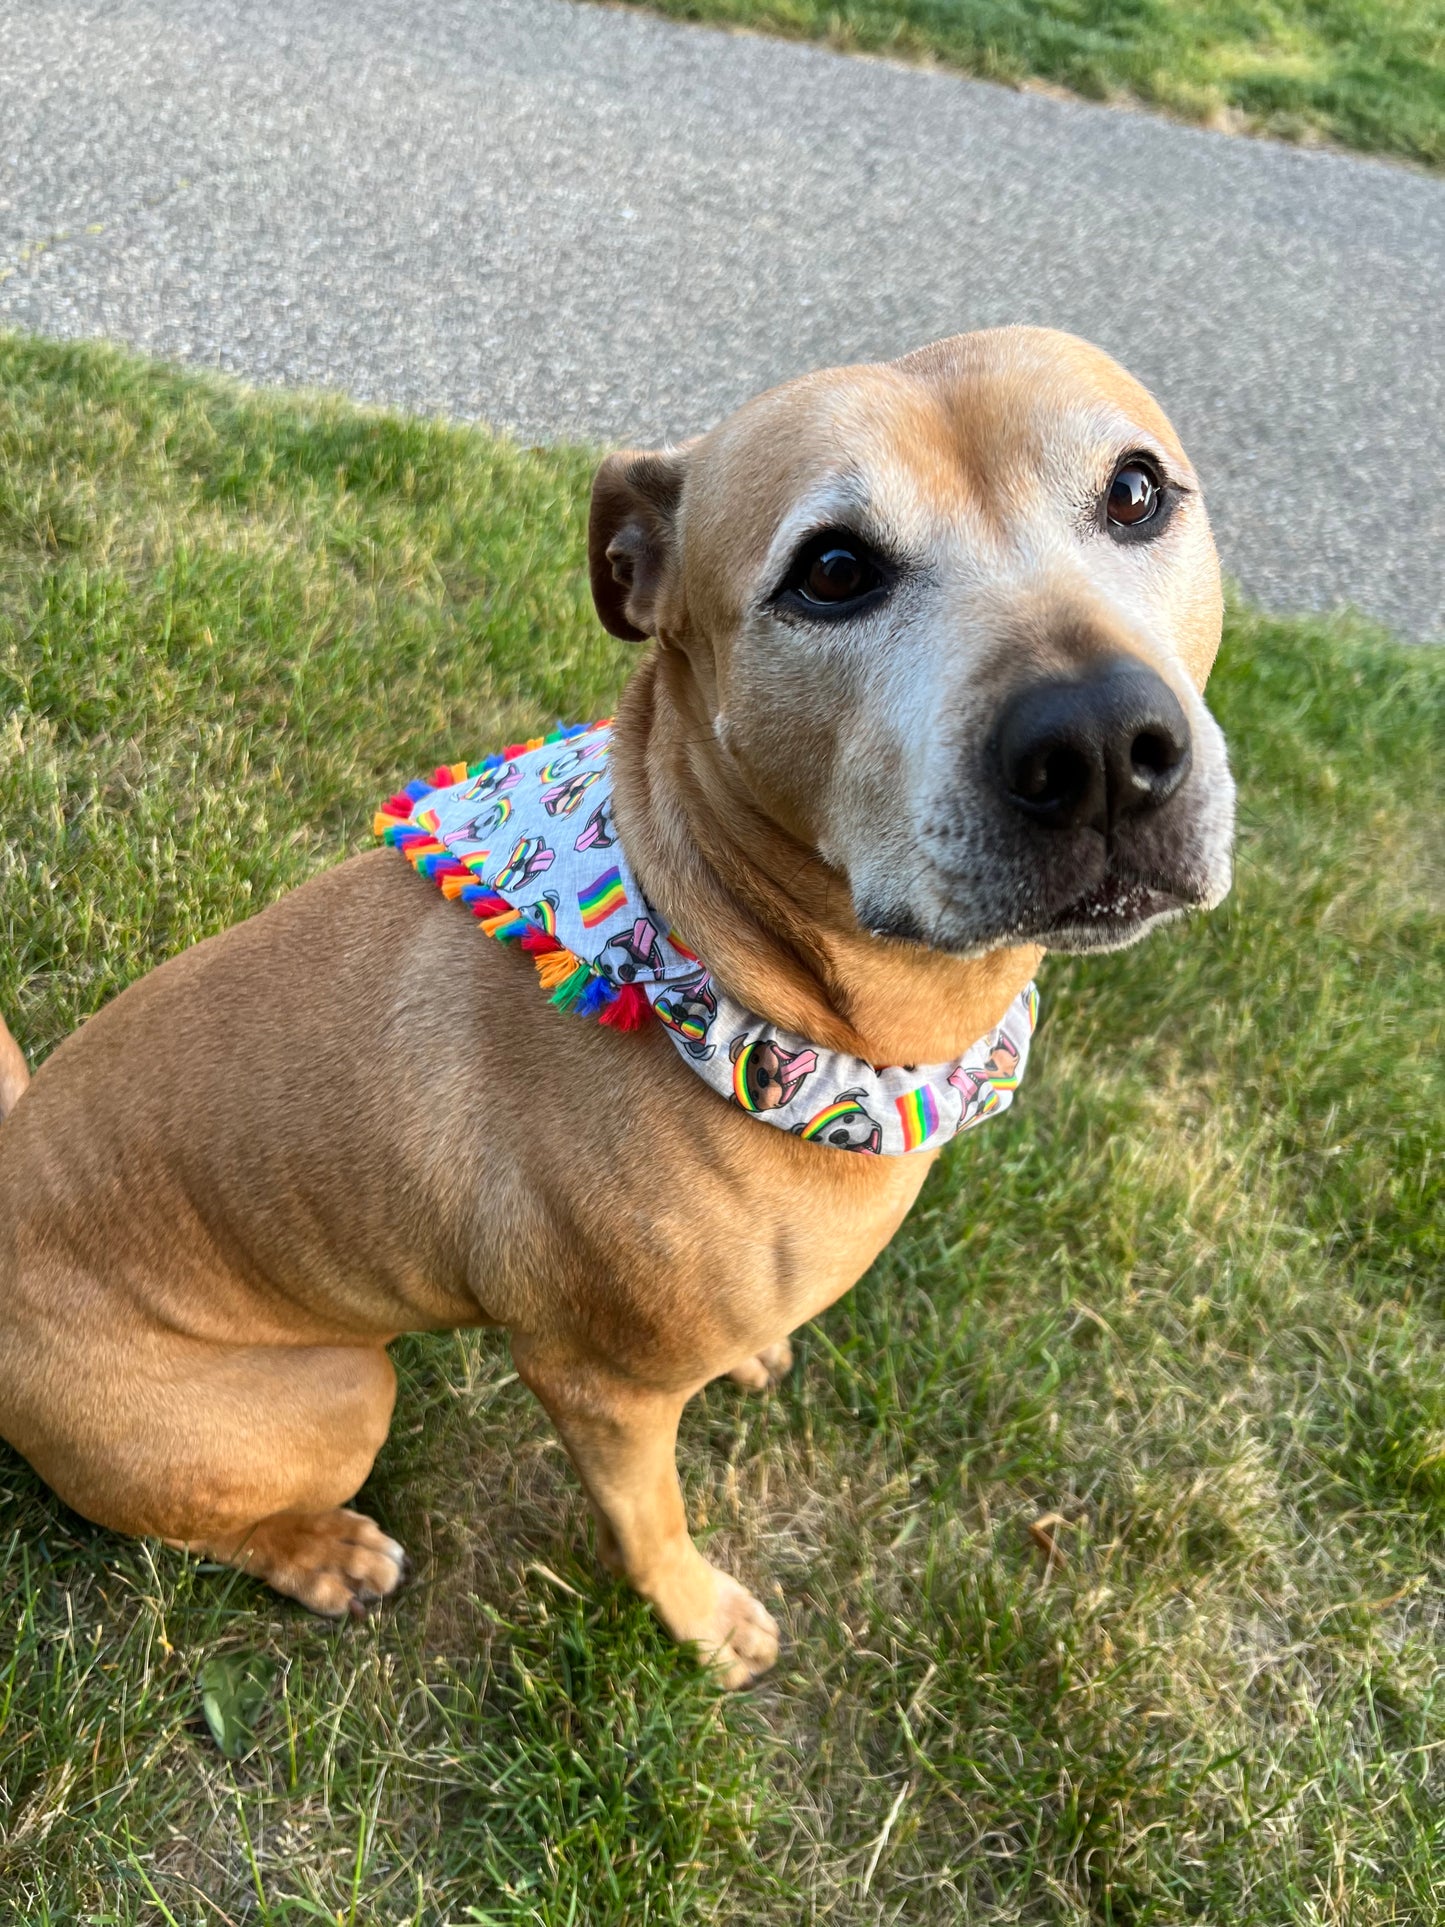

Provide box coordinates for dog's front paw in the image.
[662,1562,780,1689]
[698,1569,781,1688]
[725,1338,794,1393]
[230,1507,409,1619]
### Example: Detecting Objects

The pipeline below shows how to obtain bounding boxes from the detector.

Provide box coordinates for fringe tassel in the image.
[598,983,651,1031]
[534,946,584,992]
[575,976,617,1020]
[477,909,529,940]
[377,719,653,1036]
[548,964,594,1012]
[464,889,512,918]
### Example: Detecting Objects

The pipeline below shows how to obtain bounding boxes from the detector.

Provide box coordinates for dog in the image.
[0,328,1233,1687]
[791,1090,886,1155]
[730,1036,816,1110]
[654,973,719,1060]
[596,916,669,985]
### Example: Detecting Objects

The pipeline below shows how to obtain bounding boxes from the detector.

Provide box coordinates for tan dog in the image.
[0,329,1233,1687]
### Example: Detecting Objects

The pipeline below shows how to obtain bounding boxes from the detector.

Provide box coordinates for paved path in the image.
[2,0,1441,638]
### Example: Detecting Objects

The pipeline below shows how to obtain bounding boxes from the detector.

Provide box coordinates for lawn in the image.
[1,332,1442,1923]
[596,0,1445,169]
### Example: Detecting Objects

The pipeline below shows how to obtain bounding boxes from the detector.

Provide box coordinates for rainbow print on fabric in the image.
[800,1097,867,1141]
[658,995,710,1048]
[494,837,552,891]
[578,866,627,929]
[372,720,653,1032]
[731,1041,765,1111]
[895,1085,941,1151]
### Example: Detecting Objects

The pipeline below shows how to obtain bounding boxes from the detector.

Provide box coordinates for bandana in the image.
[376,720,1038,1156]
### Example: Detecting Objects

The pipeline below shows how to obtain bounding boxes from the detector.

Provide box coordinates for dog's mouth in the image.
[1036,872,1186,947]
[886,848,1219,960]
[868,867,1196,958]
[873,732,1236,961]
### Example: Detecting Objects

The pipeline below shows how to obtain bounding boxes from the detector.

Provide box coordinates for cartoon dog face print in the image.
[537,739,606,783]
[794,1090,883,1154]
[652,973,718,1060]
[596,917,665,984]
[729,1036,817,1112]
[573,796,616,854]
[987,1034,1022,1085]
[948,1032,1022,1124]
[515,890,560,938]
[454,792,515,842]
[542,768,603,818]
[492,835,555,892]
[459,760,522,806]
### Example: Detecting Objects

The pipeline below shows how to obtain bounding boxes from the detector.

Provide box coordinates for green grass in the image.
[596,0,1445,169]
[1,330,1442,1923]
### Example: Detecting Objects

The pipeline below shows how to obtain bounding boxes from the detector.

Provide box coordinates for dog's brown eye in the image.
[780,529,889,614]
[806,545,868,601]
[1107,459,1163,529]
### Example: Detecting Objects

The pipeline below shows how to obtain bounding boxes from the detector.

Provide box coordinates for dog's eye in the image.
[1107,458,1164,531]
[804,545,871,602]
[779,530,889,614]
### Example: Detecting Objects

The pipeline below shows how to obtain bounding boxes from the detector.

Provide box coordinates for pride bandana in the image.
[376,721,1038,1157]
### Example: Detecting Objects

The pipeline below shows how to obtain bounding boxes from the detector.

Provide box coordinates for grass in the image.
[1,330,1442,1923]
[593,0,1445,170]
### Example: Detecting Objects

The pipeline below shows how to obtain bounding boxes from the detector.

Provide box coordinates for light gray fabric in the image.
[415,722,1038,1155]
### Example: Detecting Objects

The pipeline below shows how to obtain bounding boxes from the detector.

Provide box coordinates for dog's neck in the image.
[610,648,1042,1066]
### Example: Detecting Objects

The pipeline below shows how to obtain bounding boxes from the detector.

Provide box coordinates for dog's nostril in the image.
[1131,729,1182,778]
[1015,743,1089,810]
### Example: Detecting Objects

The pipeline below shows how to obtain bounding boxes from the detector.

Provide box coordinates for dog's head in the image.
[590,328,1233,959]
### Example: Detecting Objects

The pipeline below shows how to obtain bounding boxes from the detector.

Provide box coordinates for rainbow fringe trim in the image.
[373,722,653,1034]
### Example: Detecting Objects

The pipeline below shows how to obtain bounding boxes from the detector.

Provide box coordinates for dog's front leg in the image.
[512,1337,780,1688]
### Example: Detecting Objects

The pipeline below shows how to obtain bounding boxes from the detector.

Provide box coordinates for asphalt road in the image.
[2,0,1441,638]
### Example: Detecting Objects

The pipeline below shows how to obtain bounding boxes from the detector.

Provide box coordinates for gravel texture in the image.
[1,0,1441,637]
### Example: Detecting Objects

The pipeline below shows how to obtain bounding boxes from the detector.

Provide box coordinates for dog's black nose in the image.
[995,658,1192,834]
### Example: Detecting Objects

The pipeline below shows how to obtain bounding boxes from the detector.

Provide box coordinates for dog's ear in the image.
[588,448,688,641]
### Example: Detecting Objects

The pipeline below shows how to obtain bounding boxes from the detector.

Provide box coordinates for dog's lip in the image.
[1039,873,1186,933]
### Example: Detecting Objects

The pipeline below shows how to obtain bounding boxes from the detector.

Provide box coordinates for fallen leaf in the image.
[198,1653,277,1759]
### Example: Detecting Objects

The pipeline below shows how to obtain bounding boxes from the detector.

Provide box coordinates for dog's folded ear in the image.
[589,448,689,641]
